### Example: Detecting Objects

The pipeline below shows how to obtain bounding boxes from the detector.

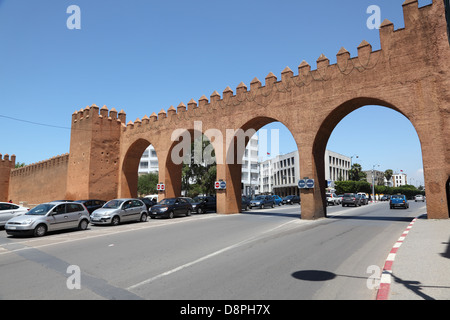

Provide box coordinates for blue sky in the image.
[0,0,432,186]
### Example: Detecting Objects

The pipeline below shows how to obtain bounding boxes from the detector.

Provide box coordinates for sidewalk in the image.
[381,214,450,300]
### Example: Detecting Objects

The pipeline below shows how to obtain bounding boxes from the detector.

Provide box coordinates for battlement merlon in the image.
[71,104,127,125]
[0,154,16,168]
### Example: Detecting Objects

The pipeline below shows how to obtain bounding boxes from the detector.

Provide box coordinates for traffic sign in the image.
[306,179,315,189]
[298,179,306,189]
[157,183,165,191]
[215,181,226,190]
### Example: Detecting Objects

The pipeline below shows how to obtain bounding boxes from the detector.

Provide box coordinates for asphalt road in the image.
[0,200,426,300]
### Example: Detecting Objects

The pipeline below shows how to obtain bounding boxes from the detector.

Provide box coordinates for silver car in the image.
[0,202,29,227]
[5,202,90,237]
[91,198,148,226]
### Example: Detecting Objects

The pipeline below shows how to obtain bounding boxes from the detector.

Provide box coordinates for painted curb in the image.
[376,215,423,300]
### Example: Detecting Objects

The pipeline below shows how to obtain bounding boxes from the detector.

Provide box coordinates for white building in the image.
[242,134,259,197]
[393,172,407,187]
[259,150,350,196]
[324,150,351,182]
[138,145,159,175]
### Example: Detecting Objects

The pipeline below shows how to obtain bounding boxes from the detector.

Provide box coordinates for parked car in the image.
[5,201,90,237]
[241,196,251,211]
[282,195,300,205]
[381,195,390,201]
[149,197,193,219]
[191,196,216,214]
[250,195,275,209]
[91,198,148,225]
[0,202,29,227]
[138,197,156,211]
[359,194,368,205]
[414,194,425,202]
[342,193,361,207]
[74,199,106,214]
[326,193,340,206]
[390,194,409,209]
[271,195,283,206]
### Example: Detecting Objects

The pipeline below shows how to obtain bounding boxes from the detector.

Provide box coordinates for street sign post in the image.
[298,179,315,189]
[157,183,165,191]
[215,181,226,190]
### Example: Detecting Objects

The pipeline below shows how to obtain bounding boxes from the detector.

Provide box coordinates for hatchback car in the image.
[326,193,340,206]
[5,201,90,237]
[272,195,283,206]
[342,193,361,207]
[282,195,300,205]
[149,197,193,219]
[414,194,425,202]
[0,202,29,227]
[241,196,251,211]
[250,195,275,209]
[91,198,148,225]
[191,196,216,214]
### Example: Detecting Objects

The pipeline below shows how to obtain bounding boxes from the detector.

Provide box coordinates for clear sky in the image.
[0,0,432,186]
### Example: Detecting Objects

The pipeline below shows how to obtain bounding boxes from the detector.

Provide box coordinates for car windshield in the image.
[193,197,206,202]
[26,203,54,216]
[284,196,293,199]
[254,196,265,200]
[183,198,194,203]
[103,199,124,209]
[391,195,403,199]
[159,198,176,205]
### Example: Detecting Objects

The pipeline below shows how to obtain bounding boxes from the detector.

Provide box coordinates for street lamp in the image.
[372,164,380,202]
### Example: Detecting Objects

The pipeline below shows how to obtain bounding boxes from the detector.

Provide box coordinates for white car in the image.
[0,202,29,227]
[414,195,425,202]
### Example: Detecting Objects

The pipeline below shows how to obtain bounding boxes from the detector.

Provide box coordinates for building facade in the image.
[259,150,350,197]
[393,172,407,187]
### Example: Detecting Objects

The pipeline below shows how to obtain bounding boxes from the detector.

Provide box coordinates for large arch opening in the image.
[165,128,217,202]
[224,116,300,215]
[314,97,428,218]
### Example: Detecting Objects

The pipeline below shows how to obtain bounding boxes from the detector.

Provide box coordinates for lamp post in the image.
[372,164,380,203]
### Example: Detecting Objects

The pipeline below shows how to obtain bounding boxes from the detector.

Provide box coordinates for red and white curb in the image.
[376,215,421,300]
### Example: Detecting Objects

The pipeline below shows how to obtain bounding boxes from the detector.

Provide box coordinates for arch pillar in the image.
[297,137,327,220]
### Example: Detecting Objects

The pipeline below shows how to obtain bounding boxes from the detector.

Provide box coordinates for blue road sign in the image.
[298,179,306,189]
[306,179,315,189]
[219,180,227,189]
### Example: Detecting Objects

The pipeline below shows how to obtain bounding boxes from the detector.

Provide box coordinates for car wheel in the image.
[186,209,191,217]
[140,213,148,222]
[197,208,203,214]
[246,205,250,211]
[111,216,120,226]
[168,211,174,219]
[78,219,89,230]
[271,203,275,208]
[34,224,47,237]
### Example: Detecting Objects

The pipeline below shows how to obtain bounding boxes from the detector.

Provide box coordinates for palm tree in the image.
[384,169,393,187]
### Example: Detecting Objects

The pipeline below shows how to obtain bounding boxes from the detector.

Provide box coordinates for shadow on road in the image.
[329,215,415,223]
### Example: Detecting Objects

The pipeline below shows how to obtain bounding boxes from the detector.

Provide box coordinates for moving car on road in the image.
[150,197,193,219]
[0,202,29,227]
[414,194,425,202]
[342,193,361,207]
[390,194,409,209]
[5,201,90,237]
[91,198,148,225]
